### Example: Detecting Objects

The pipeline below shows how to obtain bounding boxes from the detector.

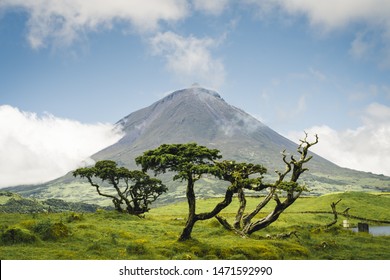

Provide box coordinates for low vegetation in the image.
[2,139,389,259]
[0,191,112,213]
[1,192,389,260]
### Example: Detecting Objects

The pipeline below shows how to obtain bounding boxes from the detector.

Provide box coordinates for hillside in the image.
[4,86,389,205]
[1,192,389,260]
[0,191,112,213]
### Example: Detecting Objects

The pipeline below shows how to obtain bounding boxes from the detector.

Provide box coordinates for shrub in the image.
[18,219,37,229]
[33,220,70,241]
[1,227,38,245]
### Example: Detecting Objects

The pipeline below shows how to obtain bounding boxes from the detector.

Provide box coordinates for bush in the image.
[33,220,70,241]
[1,227,38,245]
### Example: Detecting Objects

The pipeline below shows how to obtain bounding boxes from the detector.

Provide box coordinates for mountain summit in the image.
[7,87,389,204]
[94,86,298,170]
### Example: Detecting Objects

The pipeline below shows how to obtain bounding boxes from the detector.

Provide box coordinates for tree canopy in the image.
[136,143,225,241]
[73,160,167,215]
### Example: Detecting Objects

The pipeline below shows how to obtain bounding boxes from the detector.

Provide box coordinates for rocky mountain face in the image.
[6,86,389,205]
[95,86,298,169]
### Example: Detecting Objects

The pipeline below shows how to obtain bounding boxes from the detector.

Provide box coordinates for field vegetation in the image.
[1,192,389,260]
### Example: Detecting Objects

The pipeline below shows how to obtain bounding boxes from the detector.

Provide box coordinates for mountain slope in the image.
[95,87,297,168]
[5,86,390,205]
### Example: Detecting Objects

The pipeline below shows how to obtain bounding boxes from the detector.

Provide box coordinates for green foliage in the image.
[215,160,267,190]
[0,197,47,213]
[73,160,167,215]
[0,191,112,213]
[1,227,38,245]
[136,143,226,241]
[43,199,108,212]
[32,220,70,241]
[277,181,309,193]
[135,143,222,180]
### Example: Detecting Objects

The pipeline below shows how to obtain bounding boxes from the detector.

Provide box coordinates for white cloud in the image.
[192,0,229,15]
[287,102,390,176]
[149,31,225,88]
[245,0,390,67]
[245,0,390,30]
[0,105,124,187]
[0,0,189,48]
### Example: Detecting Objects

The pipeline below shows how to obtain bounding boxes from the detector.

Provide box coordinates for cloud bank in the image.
[0,0,189,48]
[287,103,390,176]
[0,105,123,188]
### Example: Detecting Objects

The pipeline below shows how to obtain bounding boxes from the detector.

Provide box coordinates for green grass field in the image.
[1,192,389,260]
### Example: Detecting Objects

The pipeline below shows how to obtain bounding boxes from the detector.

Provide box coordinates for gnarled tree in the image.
[217,133,318,236]
[73,160,167,215]
[136,143,238,241]
[214,160,268,231]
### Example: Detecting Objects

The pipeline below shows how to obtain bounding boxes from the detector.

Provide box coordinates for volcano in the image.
[94,86,299,169]
[7,86,389,205]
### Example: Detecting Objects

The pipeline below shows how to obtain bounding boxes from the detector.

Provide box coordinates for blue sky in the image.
[1,0,390,186]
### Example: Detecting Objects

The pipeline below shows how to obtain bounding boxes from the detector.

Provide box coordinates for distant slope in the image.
[5,86,390,205]
[0,191,112,213]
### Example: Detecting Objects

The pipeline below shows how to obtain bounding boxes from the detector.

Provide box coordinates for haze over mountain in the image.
[6,86,389,205]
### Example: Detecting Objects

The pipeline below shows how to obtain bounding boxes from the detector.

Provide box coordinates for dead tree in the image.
[325,199,342,228]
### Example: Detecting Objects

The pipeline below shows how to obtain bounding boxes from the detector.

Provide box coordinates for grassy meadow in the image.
[1,192,389,260]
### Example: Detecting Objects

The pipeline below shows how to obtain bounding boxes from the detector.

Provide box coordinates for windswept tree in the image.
[217,133,318,236]
[136,143,236,241]
[73,160,167,215]
[214,161,268,230]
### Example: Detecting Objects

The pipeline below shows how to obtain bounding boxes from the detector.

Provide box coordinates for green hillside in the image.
[1,192,389,260]
[0,191,113,213]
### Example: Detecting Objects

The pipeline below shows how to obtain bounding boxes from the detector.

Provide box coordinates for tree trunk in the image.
[197,187,234,220]
[179,216,197,241]
[242,188,275,228]
[243,193,300,235]
[179,181,235,241]
[244,208,284,234]
[179,176,196,241]
[234,188,246,229]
